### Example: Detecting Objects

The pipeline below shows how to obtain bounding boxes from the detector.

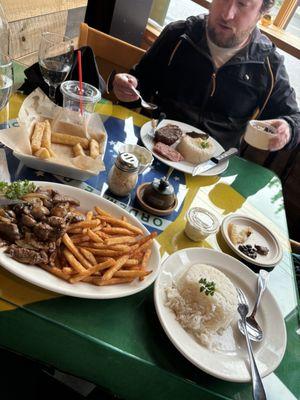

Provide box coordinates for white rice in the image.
[165,264,237,348]
[176,135,215,164]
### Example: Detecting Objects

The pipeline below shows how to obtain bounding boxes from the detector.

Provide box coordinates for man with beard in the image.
[112,0,299,151]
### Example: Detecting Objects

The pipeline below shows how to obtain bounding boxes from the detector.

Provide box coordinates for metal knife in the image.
[192,147,238,176]
[149,112,166,138]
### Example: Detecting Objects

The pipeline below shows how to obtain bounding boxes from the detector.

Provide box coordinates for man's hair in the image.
[261,0,275,13]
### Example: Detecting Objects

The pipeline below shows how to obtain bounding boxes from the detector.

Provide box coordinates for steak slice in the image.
[154,124,183,145]
[153,142,184,162]
[0,222,20,242]
[7,244,48,265]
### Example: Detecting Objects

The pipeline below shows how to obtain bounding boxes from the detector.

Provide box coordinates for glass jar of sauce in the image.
[185,207,219,241]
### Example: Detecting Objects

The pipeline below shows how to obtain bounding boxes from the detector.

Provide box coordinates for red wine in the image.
[39,60,71,87]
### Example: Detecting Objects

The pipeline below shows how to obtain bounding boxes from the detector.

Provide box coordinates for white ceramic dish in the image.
[117,143,154,174]
[221,214,283,267]
[140,119,228,176]
[0,182,161,299]
[154,247,286,382]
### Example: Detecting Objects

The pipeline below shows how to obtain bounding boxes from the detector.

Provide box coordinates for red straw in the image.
[77,50,83,115]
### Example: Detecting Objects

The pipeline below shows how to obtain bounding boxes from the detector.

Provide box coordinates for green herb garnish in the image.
[0,180,36,199]
[199,141,209,149]
[199,278,216,296]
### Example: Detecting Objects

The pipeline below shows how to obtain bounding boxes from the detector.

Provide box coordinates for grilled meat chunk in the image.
[0,238,8,247]
[154,124,183,145]
[51,204,69,218]
[31,205,50,220]
[33,222,54,241]
[16,236,56,251]
[21,214,36,227]
[47,216,65,227]
[153,142,184,162]
[1,185,81,266]
[66,213,85,223]
[7,244,48,265]
[52,194,80,206]
[0,222,20,242]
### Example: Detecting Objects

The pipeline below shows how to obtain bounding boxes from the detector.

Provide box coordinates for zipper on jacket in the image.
[210,72,217,96]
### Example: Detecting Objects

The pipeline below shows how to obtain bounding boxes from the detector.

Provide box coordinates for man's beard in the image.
[207,23,252,48]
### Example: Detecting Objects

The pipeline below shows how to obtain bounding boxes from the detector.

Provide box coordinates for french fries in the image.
[52,132,89,149]
[30,120,104,162]
[41,119,52,150]
[43,205,156,288]
[73,143,85,157]
[31,121,45,152]
[89,138,100,159]
[34,147,51,159]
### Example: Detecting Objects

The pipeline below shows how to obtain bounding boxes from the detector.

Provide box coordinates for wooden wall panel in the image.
[9,11,68,63]
[1,0,87,22]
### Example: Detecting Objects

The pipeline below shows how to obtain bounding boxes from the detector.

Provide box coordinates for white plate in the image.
[0,182,161,299]
[221,214,283,267]
[154,248,286,382]
[140,119,228,176]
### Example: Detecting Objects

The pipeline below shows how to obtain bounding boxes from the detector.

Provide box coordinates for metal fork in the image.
[237,288,266,400]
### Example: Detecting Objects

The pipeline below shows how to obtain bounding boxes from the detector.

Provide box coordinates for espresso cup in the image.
[244,120,276,150]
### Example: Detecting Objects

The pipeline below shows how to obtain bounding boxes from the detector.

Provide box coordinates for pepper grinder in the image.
[142,168,176,210]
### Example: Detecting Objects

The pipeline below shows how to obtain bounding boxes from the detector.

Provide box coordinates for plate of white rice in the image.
[140,119,229,176]
[154,248,286,382]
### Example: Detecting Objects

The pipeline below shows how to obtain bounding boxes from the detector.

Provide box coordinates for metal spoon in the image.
[131,86,158,110]
[238,269,269,342]
[237,288,266,400]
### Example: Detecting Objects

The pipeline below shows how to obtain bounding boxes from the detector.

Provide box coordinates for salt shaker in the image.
[108,152,139,196]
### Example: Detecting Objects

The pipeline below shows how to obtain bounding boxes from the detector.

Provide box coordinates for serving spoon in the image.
[238,269,269,342]
[131,86,158,110]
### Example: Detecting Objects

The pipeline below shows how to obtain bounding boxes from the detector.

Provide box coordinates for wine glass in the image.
[38,32,74,102]
[0,53,13,112]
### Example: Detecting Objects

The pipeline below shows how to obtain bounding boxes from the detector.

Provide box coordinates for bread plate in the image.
[221,214,283,267]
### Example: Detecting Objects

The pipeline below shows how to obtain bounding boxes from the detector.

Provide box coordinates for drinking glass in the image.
[38,32,74,102]
[0,53,13,112]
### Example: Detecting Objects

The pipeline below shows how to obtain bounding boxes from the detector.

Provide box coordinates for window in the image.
[286,5,300,38]
[278,49,300,104]
[150,0,207,28]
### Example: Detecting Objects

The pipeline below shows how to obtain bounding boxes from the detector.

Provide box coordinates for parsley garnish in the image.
[0,180,36,199]
[199,278,216,296]
[199,141,209,149]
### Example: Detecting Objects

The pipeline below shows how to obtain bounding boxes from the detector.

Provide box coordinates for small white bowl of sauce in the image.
[185,207,220,241]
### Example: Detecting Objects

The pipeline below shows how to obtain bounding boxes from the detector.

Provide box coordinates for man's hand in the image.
[113,73,140,102]
[262,119,291,151]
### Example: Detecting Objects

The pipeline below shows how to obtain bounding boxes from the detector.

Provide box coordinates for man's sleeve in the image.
[259,52,300,150]
[131,21,186,100]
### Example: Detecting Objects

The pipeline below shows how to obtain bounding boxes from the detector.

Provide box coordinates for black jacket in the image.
[132,15,299,150]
